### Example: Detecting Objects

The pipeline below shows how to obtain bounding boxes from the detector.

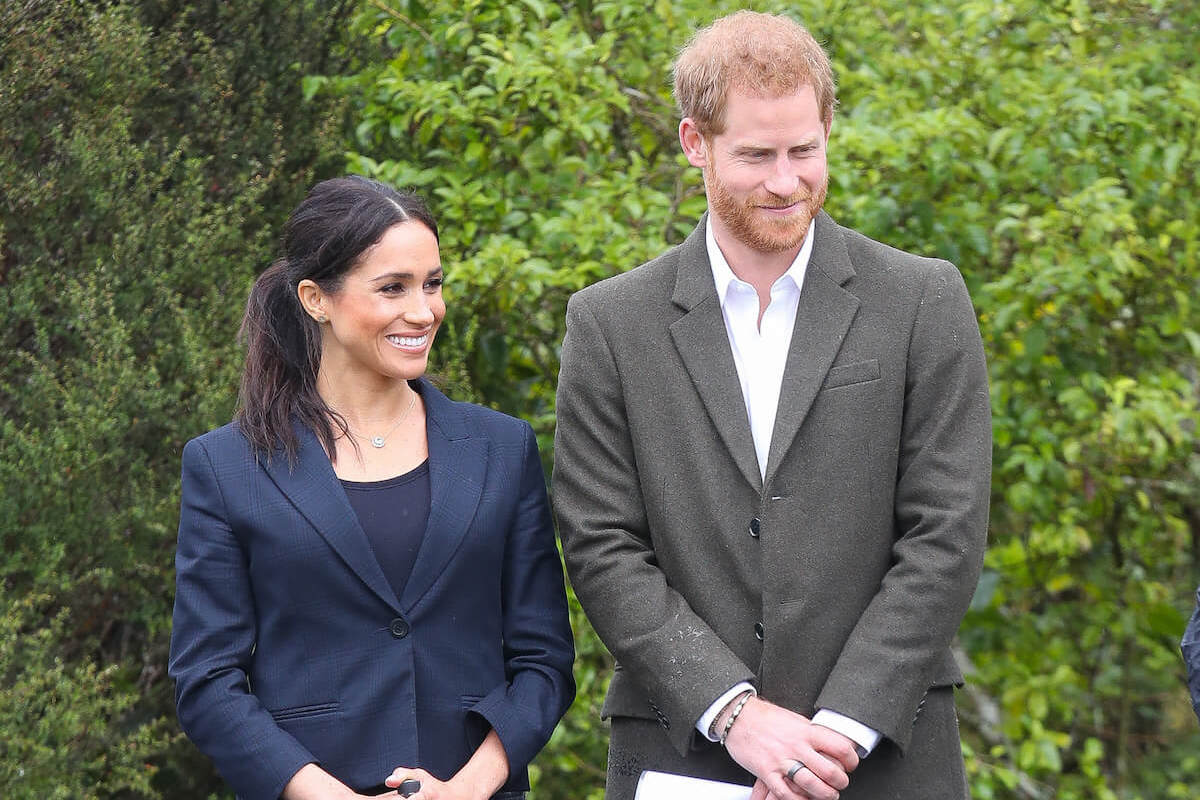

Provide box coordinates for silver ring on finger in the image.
[785,759,806,782]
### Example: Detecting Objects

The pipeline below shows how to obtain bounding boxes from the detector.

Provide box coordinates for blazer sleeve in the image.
[168,437,316,800]
[1182,587,1200,724]
[554,293,757,755]
[815,260,992,753]
[468,421,576,775]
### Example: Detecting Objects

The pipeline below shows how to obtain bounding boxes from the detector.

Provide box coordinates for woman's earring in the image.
[316,314,328,323]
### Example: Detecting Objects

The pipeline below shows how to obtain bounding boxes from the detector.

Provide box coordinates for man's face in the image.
[690,86,830,255]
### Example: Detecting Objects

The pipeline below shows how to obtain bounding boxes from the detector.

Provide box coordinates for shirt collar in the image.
[706,215,816,307]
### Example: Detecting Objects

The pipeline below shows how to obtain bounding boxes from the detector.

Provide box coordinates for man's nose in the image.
[763,157,800,197]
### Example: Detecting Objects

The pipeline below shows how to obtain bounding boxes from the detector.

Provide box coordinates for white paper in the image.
[634,770,752,800]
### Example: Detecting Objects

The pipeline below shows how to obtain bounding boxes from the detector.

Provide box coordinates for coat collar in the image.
[670,211,853,308]
[399,379,487,610]
[667,211,860,490]
[765,212,860,481]
[668,215,763,491]
[260,378,487,614]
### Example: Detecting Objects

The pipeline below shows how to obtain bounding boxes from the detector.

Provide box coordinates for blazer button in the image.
[389,617,411,639]
[754,622,764,641]
[749,517,761,538]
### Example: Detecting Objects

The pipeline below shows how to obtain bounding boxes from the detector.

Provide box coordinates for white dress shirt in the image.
[694,217,881,757]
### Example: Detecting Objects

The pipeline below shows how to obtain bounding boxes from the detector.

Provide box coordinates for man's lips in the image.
[758,202,802,214]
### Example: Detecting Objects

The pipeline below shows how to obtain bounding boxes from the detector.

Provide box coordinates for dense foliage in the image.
[2,0,1197,798]
[0,0,357,795]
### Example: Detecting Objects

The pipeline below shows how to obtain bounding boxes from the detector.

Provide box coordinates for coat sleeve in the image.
[815,260,992,753]
[1182,587,1200,724]
[168,437,316,800]
[468,421,576,775]
[553,293,757,755]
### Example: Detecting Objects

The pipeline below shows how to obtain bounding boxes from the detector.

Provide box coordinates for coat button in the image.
[389,617,410,639]
[749,517,761,537]
[754,622,764,641]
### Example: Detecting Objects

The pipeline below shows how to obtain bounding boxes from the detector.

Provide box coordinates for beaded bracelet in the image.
[719,690,754,747]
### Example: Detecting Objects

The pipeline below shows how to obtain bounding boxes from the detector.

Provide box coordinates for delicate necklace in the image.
[346,389,417,449]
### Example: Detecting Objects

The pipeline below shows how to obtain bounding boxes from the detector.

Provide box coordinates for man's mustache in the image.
[754,189,814,209]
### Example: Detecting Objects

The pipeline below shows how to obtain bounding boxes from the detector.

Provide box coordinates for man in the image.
[553,11,991,800]
[1184,587,1200,724]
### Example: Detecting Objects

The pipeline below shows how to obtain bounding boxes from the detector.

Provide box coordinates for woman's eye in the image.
[425,277,444,291]
[381,283,404,294]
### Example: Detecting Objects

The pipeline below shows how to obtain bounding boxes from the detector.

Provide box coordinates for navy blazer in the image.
[169,379,575,800]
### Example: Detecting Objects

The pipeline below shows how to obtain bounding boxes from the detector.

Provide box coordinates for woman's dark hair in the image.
[237,175,439,464]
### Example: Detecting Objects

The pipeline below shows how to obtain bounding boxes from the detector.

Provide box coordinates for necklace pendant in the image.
[370,436,386,448]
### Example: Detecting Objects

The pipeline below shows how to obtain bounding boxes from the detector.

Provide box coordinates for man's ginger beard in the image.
[705,156,827,254]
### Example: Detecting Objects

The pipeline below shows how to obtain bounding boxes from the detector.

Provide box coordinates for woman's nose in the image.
[404,296,436,324]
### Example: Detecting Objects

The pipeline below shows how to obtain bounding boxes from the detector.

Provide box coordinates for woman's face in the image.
[314,221,444,384]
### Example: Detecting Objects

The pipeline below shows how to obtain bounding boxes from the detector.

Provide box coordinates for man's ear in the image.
[296,279,327,323]
[679,118,709,168]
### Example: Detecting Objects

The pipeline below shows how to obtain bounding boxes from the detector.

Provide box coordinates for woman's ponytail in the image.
[236,257,324,463]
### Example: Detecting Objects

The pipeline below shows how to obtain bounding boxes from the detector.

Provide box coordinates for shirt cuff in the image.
[812,709,880,757]
[696,682,757,742]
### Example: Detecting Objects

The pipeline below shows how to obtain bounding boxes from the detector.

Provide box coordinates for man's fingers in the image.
[770,765,838,800]
[810,728,861,772]
[793,749,849,792]
[763,772,810,800]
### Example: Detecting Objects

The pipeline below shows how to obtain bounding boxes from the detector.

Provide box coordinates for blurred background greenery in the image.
[1,0,1197,797]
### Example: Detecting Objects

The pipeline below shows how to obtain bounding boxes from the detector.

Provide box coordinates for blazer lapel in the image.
[399,379,487,611]
[261,423,401,613]
[668,217,763,492]
[765,211,860,481]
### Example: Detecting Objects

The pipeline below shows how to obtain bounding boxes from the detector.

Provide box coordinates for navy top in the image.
[340,460,431,598]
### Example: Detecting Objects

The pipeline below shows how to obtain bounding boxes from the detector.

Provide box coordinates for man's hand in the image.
[723,697,859,800]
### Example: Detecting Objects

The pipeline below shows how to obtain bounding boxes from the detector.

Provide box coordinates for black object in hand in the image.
[397,778,421,797]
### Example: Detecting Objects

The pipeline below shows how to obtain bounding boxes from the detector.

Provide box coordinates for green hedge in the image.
[2,1,1198,798]
[1,1,356,795]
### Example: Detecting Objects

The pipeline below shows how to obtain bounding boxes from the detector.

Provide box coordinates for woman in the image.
[169,176,575,800]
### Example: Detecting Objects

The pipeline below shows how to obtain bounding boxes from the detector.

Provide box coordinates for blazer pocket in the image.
[268,701,340,721]
[821,359,880,390]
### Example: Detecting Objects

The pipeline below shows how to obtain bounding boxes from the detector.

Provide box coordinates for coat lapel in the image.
[261,422,402,613]
[398,379,487,611]
[668,217,763,492]
[764,212,860,482]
